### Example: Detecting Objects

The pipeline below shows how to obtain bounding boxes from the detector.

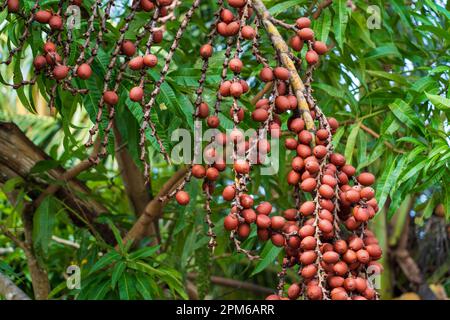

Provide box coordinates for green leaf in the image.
[333,0,350,49]
[30,160,60,174]
[129,245,160,261]
[269,0,303,15]
[366,70,408,85]
[90,251,122,274]
[365,44,401,59]
[111,261,126,289]
[388,99,423,133]
[118,272,136,300]
[3,177,23,193]
[251,243,282,276]
[426,92,450,110]
[32,196,58,256]
[134,274,153,300]
[344,123,360,165]
[376,155,407,210]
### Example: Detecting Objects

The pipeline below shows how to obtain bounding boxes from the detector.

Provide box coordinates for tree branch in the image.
[187,273,273,295]
[0,272,31,300]
[0,122,115,245]
[121,167,189,245]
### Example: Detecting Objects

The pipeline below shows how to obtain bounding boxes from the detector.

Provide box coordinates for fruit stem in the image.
[251,0,316,132]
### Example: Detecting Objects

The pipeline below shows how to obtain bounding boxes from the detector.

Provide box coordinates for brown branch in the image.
[121,167,189,246]
[252,0,315,131]
[188,273,273,295]
[0,272,31,300]
[250,81,273,106]
[312,0,333,20]
[113,122,152,216]
[359,123,406,154]
[0,225,28,253]
[343,120,406,154]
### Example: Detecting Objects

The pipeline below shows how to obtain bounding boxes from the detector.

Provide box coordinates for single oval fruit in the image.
[242,209,256,224]
[313,41,328,55]
[49,15,63,30]
[129,56,144,70]
[301,264,318,279]
[76,63,92,79]
[306,50,319,65]
[220,8,234,23]
[200,44,213,58]
[296,17,311,29]
[103,91,119,105]
[222,185,236,201]
[271,216,286,230]
[239,194,254,209]
[228,0,246,8]
[256,202,272,215]
[224,214,239,231]
[287,283,301,300]
[35,10,52,23]
[241,26,255,40]
[251,108,269,122]
[7,0,19,13]
[298,28,314,41]
[153,29,163,43]
[226,21,240,36]
[301,178,317,193]
[206,115,220,128]
[175,190,190,205]
[256,214,271,229]
[287,170,301,185]
[273,67,290,80]
[299,225,315,238]
[238,223,251,238]
[271,233,285,247]
[143,54,158,67]
[259,67,274,82]
[33,55,47,70]
[192,164,206,178]
[140,0,155,11]
[300,201,315,216]
[43,41,57,53]
[229,58,243,73]
[300,236,316,250]
[229,82,243,97]
[121,40,136,56]
[129,86,144,102]
[197,102,209,118]
[300,250,317,265]
[358,172,375,186]
[53,65,69,80]
[289,35,304,51]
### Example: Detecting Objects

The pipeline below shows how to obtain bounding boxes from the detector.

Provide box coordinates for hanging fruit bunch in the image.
[166,0,383,300]
[1,0,194,169]
[2,0,383,301]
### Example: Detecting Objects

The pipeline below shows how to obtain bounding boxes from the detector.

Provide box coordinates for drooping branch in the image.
[0,272,31,300]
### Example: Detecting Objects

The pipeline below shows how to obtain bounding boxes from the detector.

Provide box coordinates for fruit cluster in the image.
[169,1,382,300]
[2,0,383,300]
[1,0,187,165]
